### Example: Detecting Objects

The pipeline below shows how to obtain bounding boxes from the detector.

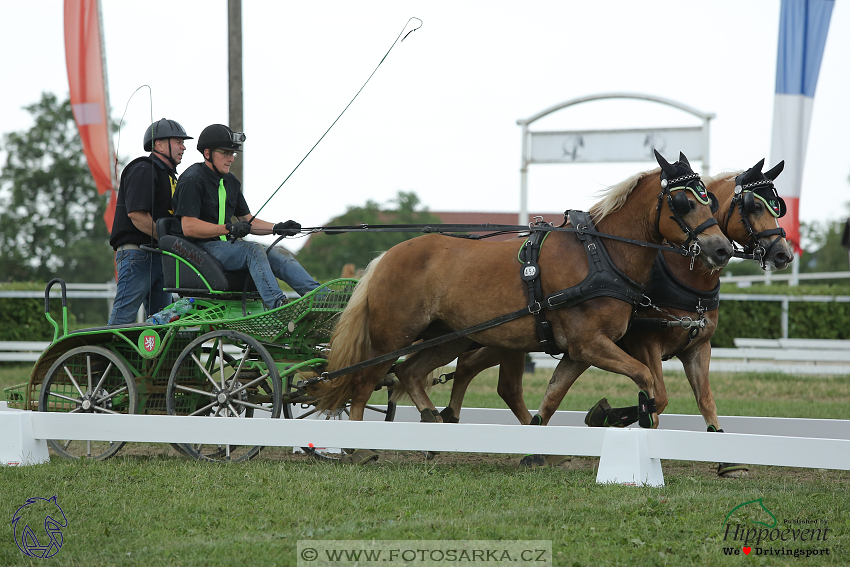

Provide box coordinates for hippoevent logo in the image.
[11,496,68,559]
[720,498,831,558]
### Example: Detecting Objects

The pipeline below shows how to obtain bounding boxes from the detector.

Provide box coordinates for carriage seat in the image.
[155,217,258,297]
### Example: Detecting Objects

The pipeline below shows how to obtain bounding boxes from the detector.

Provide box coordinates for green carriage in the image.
[3,229,396,463]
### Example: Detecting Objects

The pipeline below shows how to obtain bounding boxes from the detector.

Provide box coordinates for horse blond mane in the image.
[703,170,741,187]
[588,167,658,222]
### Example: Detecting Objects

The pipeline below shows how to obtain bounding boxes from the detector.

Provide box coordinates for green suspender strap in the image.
[218,178,227,241]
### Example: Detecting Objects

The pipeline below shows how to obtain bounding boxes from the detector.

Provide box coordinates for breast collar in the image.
[645,250,720,312]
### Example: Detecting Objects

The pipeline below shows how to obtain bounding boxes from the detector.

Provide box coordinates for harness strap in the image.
[520,228,559,355]
[304,305,533,386]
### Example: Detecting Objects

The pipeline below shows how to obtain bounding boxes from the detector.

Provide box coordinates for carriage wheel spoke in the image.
[226,402,240,417]
[93,406,119,415]
[62,439,73,450]
[231,399,271,412]
[192,354,222,391]
[86,356,93,395]
[189,401,218,416]
[219,340,227,389]
[95,385,128,403]
[295,406,322,419]
[91,362,114,395]
[47,391,82,405]
[175,384,217,398]
[63,366,86,398]
[228,373,270,396]
[364,404,389,415]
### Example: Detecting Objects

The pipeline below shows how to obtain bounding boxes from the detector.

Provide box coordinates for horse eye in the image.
[689,200,696,211]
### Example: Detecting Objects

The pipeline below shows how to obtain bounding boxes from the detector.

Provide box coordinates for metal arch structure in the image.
[516,92,716,224]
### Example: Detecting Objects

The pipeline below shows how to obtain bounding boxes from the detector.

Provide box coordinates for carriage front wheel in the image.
[38,345,139,460]
[165,330,282,463]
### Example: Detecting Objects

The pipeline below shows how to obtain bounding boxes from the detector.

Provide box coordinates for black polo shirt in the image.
[109,154,177,249]
[171,162,250,242]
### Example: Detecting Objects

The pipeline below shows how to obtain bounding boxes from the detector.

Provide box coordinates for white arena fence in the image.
[2,401,849,488]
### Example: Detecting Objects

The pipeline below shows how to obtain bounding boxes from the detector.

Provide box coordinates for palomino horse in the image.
[437,158,793,473]
[312,152,732,461]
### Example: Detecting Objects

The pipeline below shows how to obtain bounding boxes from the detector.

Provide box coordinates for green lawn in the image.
[2,363,849,566]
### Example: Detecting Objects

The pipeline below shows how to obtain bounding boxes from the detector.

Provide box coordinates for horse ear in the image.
[752,158,765,174]
[765,160,785,180]
[654,149,677,177]
[678,152,691,168]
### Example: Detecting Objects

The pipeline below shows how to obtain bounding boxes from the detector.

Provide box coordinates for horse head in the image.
[712,159,794,271]
[654,150,732,271]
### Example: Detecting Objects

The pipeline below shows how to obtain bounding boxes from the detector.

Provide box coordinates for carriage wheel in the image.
[166,330,281,463]
[282,369,396,460]
[38,346,138,461]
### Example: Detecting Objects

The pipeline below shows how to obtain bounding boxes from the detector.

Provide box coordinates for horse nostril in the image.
[775,252,790,266]
[715,246,731,263]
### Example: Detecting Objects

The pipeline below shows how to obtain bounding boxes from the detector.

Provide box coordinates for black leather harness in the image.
[625,251,719,359]
[519,211,647,354]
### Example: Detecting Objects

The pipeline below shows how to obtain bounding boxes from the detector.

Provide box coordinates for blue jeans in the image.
[200,240,320,307]
[109,249,173,325]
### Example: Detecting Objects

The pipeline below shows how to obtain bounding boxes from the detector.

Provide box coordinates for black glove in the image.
[273,220,301,236]
[225,221,252,239]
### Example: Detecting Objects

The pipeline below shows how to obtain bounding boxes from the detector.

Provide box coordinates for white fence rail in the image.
[2,403,849,487]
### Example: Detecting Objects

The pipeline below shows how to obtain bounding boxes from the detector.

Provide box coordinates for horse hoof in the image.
[439,407,459,423]
[423,451,437,460]
[420,408,442,423]
[584,398,613,427]
[520,454,547,468]
[338,449,379,465]
[717,463,750,478]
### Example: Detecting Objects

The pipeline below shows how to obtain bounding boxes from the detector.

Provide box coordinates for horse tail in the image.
[309,253,384,411]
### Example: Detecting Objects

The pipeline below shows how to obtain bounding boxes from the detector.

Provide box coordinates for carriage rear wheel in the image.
[165,330,281,463]
[38,345,139,460]
[282,368,396,460]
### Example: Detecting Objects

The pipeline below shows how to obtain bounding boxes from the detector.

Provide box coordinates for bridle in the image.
[655,169,720,269]
[724,175,787,268]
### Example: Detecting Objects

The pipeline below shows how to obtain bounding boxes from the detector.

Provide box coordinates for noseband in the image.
[655,171,719,266]
[724,177,787,268]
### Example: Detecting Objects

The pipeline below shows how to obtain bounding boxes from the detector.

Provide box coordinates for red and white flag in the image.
[64,0,117,231]
[769,0,834,254]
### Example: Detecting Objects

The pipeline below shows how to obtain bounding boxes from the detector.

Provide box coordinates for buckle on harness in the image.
[529,301,542,314]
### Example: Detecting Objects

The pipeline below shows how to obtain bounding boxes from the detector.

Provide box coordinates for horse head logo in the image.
[12,496,68,559]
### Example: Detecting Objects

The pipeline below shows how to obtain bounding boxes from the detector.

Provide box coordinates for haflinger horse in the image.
[311,150,733,464]
[436,158,793,475]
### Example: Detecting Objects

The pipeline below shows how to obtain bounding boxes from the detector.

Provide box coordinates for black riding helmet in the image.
[197,124,246,155]
[143,118,193,151]
[144,118,192,168]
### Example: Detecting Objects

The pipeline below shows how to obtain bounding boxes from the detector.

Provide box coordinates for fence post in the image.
[782,297,789,339]
[596,428,664,487]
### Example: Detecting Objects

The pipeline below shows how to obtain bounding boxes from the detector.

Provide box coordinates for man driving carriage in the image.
[108,118,193,325]
[170,123,320,309]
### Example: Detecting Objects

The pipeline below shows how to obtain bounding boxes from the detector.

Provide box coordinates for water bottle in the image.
[146,298,194,324]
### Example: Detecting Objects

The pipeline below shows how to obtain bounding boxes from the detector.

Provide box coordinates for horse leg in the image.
[393,339,474,423]
[519,358,590,468]
[443,347,502,423]
[495,351,532,425]
[679,343,749,478]
[569,336,660,428]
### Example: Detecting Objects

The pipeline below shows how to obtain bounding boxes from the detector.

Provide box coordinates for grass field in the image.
[2,362,849,566]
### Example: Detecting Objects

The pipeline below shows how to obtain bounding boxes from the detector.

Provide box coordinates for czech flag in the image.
[769,0,834,254]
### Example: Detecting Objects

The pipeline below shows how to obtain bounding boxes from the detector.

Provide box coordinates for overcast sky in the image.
[3,0,849,252]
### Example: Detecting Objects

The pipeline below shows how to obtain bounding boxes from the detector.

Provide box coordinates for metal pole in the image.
[701,116,712,176]
[519,124,529,225]
[790,256,800,286]
[228,0,244,184]
[781,297,789,338]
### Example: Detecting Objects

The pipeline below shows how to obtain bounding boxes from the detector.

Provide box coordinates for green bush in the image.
[712,283,850,347]
[0,298,55,341]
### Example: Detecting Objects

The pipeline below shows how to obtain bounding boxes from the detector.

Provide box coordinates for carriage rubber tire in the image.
[165,330,282,463]
[38,345,139,461]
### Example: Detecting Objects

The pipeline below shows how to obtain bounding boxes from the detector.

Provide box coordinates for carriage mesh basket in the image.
[198,280,355,345]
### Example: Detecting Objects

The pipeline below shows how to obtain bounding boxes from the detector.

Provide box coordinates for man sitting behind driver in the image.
[170,124,320,309]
